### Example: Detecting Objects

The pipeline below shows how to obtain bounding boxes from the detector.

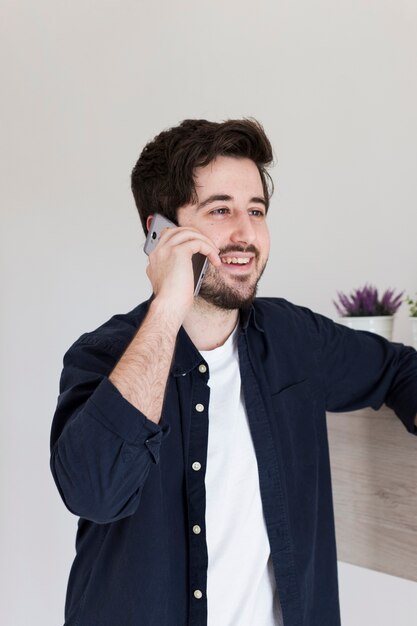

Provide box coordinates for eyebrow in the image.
[196,194,267,211]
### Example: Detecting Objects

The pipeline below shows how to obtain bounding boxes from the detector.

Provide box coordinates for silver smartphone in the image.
[143,213,208,296]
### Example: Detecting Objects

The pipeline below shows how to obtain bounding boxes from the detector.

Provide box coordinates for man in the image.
[50,119,417,626]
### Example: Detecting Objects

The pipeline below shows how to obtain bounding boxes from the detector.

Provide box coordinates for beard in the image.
[197,246,267,311]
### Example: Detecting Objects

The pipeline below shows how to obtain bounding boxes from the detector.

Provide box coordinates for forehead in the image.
[193,156,263,196]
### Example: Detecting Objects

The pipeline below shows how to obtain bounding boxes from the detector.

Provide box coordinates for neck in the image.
[182,298,240,351]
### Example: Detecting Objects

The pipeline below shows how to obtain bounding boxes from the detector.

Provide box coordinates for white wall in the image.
[1,1,417,624]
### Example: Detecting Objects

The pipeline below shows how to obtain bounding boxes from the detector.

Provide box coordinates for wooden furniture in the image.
[326,406,417,582]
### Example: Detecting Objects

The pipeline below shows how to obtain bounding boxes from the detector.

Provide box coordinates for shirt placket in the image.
[181,361,211,626]
[238,330,302,626]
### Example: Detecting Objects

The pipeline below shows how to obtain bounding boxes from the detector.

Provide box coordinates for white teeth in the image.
[221,257,251,265]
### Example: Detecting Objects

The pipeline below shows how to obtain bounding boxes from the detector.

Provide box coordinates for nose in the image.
[229,213,257,247]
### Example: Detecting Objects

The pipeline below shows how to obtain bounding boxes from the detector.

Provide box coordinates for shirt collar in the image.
[239,303,264,333]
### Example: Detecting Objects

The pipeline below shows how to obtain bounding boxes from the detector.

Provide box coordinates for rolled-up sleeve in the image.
[50,334,170,524]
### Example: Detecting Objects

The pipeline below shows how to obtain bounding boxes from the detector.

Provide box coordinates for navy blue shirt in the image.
[50,297,417,626]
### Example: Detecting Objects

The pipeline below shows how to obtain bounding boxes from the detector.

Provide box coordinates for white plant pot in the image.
[337,316,394,341]
[410,317,417,350]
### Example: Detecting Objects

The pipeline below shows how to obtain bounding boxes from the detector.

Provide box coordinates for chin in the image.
[198,280,258,311]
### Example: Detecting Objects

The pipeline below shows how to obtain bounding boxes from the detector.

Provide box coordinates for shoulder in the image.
[251,297,338,351]
[253,296,323,327]
[64,298,152,364]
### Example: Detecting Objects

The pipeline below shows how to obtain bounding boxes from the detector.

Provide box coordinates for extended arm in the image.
[305,307,417,435]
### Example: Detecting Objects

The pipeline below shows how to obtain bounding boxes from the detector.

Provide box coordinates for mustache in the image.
[218,244,259,258]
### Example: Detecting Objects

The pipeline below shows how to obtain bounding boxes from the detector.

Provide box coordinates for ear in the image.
[146,215,154,233]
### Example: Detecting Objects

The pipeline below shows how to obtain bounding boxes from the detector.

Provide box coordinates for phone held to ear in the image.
[143,213,208,297]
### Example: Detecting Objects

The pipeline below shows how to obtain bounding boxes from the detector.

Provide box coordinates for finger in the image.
[173,239,221,267]
[153,228,220,260]
[157,225,205,246]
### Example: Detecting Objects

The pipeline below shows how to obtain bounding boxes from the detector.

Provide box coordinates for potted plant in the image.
[333,283,404,340]
[405,294,417,349]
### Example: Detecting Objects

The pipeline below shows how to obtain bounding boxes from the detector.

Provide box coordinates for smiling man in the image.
[50,119,417,626]
[178,156,269,310]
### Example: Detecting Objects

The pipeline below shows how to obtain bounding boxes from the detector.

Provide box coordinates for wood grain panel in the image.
[326,406,417,581]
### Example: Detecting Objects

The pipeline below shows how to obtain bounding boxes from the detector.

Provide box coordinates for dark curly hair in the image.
[131,118,274,235]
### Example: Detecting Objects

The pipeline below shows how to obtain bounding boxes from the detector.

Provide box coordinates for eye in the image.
[249,209,265,217]
[209,207,230,215]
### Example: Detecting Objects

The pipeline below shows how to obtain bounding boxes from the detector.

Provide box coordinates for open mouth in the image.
[220,256,254,270]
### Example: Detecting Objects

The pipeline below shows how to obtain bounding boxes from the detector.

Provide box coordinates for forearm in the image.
[109,298,182,424]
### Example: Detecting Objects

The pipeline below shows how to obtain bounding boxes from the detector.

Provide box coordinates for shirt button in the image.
[195,403,204,412]
[192,525,201,535]
[192,461,201,471]
[198,364,207,373]
[194,589,203,600]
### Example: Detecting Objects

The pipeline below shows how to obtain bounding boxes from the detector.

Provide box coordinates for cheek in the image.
[205,227,222,244]
[195,223,223,246]
[177,211,215,236]
[259,228,270,254]
[176,210,193,227]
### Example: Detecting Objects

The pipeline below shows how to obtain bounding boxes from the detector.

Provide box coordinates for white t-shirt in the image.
[201,324,283,626]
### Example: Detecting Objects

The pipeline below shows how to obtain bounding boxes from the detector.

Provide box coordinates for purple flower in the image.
[333,284,404,316]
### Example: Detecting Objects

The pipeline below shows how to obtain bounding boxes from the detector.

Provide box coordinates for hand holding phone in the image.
[143,214,210,297]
